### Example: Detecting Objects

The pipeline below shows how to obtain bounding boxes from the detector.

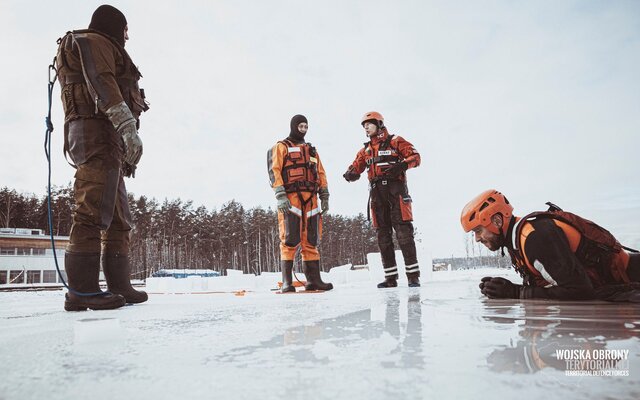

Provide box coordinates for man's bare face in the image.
[364,121,378,137]
[472,225,502,251]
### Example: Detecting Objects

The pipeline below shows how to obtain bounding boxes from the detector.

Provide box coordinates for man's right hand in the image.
[479,276,492,291]
[123,162,137,178]
[274,186,291,214]
[343,168,360,182]
[480,276,521,299]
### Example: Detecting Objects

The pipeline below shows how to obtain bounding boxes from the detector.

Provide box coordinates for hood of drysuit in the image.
[287,114,308,144]
[89,5,128,47]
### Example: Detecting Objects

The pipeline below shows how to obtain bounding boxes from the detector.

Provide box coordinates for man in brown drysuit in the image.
[56,5,149,311]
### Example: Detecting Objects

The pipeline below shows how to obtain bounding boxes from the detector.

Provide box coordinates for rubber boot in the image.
[102,253,148,304]
[377,277,398,288]
[64,252,126,311]
[281,260,296,293]
[407,272,421,287]
[303,260,333,291]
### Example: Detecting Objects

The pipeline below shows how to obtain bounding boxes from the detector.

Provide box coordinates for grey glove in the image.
[274,186,291,214]
[105,101,143,167]
[122,162,137,178]
[318,187,330,214]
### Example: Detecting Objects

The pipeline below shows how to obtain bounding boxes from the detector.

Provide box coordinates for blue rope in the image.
[44,59,107,297]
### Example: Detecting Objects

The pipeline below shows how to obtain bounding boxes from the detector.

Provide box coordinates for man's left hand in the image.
[386,161,408,177]
[318,187,330,214]
[321,198,329,214]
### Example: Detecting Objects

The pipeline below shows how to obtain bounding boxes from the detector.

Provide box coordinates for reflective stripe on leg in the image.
[405,263,420,273]
[384,266,398,277]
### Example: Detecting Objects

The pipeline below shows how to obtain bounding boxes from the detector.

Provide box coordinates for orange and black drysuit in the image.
[504,216,640,300]
[268,139,328,261]
[346,129,421,279]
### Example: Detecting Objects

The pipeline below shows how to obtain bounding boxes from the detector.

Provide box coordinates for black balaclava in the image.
[287,114,308,143]
[89,5,128,47]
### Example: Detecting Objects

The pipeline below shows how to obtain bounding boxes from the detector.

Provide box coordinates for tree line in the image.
[1,186,379,277]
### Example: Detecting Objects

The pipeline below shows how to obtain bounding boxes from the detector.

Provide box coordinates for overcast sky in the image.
[1,0,639,258]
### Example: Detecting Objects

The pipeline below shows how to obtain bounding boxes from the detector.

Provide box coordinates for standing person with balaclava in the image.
[55,5,149,311]
[343,112,422,288]
[267,115,333,293]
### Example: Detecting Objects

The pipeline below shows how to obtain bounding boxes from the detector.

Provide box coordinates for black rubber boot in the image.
[281,260,296,293]
[64,252,126,311]
[303,260,333,291]
[102,253,148,304]
[628,253,640,282]
[377,277,398,288]
[407,272,421,287]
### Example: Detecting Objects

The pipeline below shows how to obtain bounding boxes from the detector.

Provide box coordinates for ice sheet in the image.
[0,269,638,400]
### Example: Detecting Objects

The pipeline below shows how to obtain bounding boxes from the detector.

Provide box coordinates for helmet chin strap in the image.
[367,127,384,139]
[498,216,512,256]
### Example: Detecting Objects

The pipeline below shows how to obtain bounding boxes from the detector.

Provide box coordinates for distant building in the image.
[152,269,220,279]
[0,228,68,286]
[432,262,450,272]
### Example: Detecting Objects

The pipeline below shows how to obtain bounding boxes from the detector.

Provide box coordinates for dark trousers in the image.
[66,118,132,255]
[370,179,419,279]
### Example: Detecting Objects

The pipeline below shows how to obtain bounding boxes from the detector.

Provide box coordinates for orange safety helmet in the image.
[460,189,513,236]
[361,111,384,127]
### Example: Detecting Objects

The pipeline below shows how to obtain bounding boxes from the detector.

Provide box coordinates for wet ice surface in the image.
[1,269,639,400]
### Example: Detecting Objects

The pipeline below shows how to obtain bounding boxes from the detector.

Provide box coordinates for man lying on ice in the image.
[460,189,640,302]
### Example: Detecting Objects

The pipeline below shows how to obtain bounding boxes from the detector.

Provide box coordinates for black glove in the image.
[594,283,640,303]
[343,168,360,182]
[386,161,408,177]
[480,277,521,299]
[479,276,492,291]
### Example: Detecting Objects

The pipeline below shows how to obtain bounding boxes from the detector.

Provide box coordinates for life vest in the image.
[56,30,149,121]
[509,202,632,288]
[279,139,320,194]
[363,134,403,180]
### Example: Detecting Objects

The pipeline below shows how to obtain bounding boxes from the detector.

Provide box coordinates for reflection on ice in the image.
[482,300,640,374]
[220,291,425,369]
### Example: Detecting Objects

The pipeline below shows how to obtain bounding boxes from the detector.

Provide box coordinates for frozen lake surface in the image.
[1,269,639,400]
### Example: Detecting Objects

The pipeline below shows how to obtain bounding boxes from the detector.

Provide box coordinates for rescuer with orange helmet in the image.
[460,189,640,301]
[267,115,333,292]
[343,112,422,288]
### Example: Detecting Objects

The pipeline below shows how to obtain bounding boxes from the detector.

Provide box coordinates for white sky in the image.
[1,0,639,258]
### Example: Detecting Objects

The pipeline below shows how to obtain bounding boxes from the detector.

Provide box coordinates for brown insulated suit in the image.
[56,30,148,254]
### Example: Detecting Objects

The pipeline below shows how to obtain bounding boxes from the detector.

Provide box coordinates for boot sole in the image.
[123,295,149,304]
[110,291,148,304]
[64,299,126,312]
[304,285,333,291]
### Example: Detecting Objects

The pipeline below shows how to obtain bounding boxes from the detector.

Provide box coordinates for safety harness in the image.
[57,30,149,168]
[279,139,321,229]
[509,202,638,287]
[364,135,403,222]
